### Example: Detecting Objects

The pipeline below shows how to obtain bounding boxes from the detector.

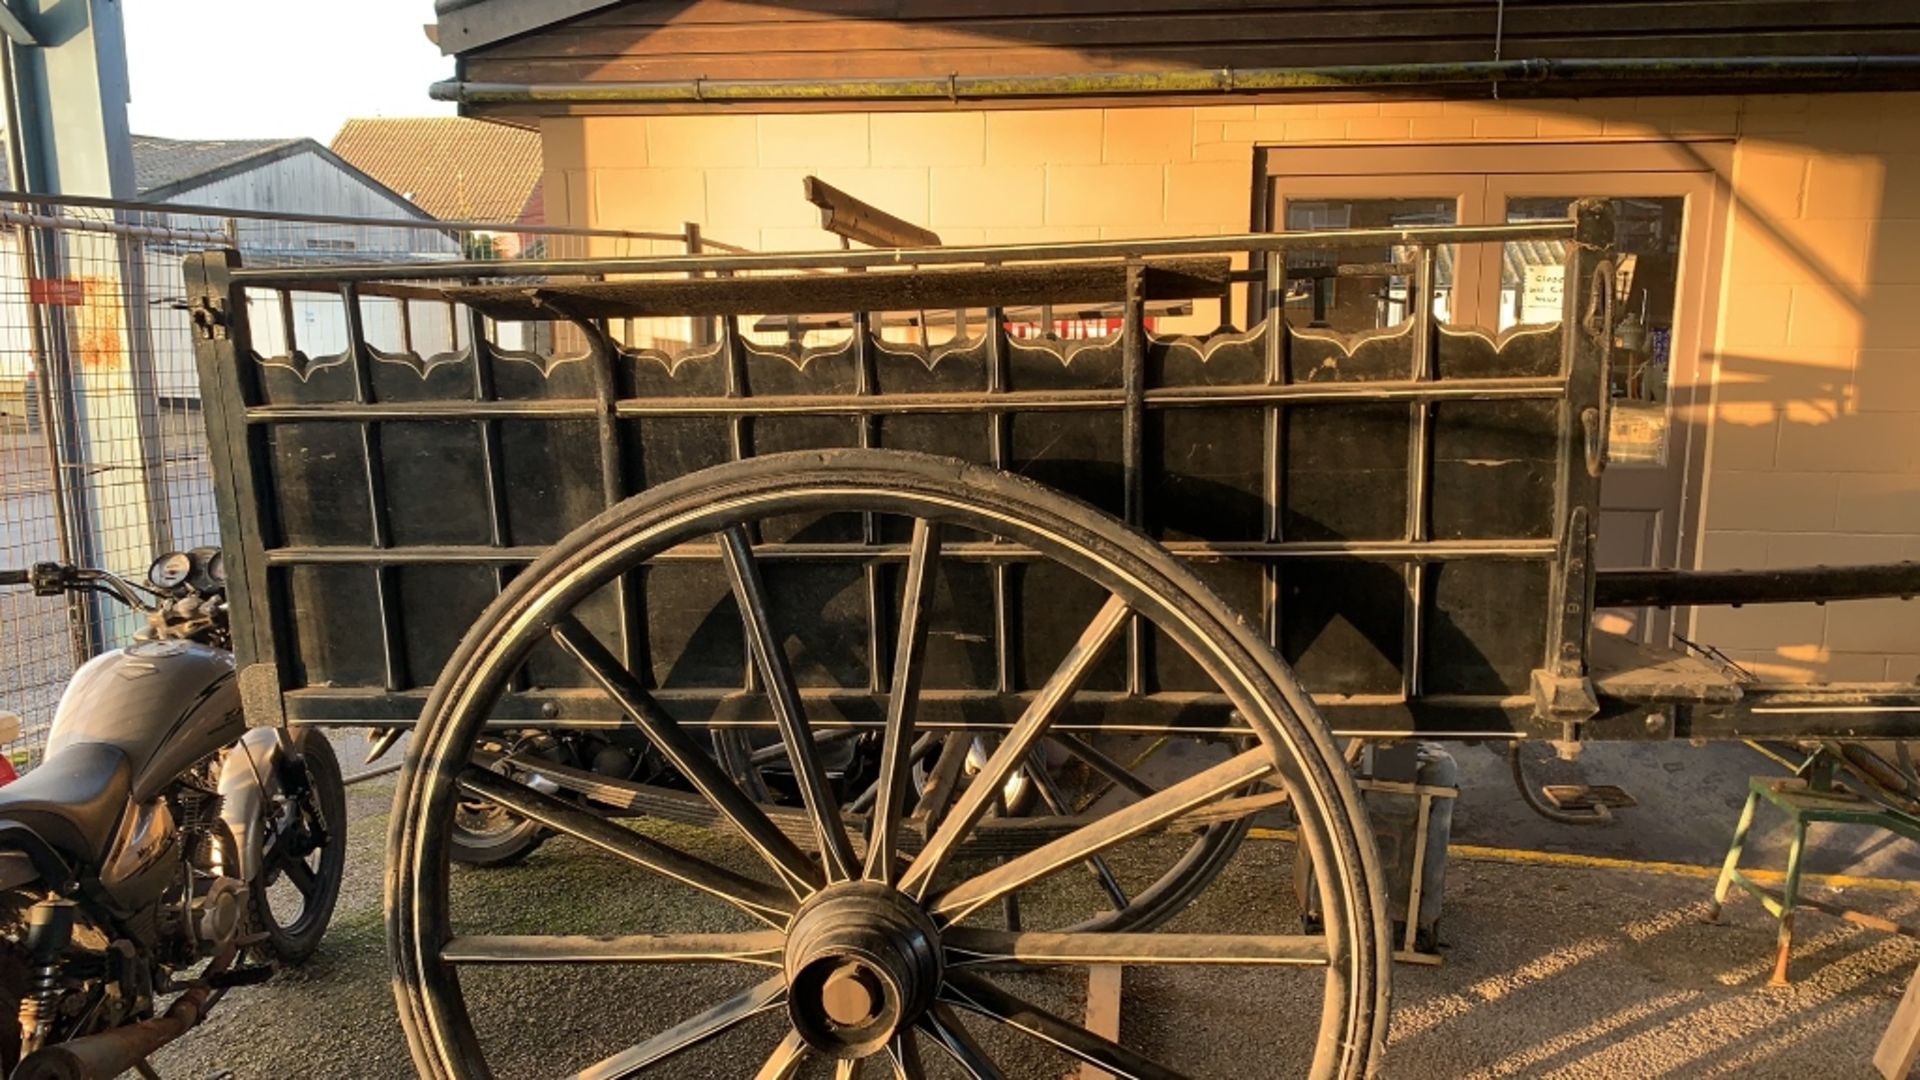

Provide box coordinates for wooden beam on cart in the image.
[445,256,1234,322]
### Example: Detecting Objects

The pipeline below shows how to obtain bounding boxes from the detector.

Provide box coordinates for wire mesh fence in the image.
[0,193,732,768]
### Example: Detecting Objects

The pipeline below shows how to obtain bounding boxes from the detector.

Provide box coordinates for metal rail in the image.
[0,206,226,244]
[0,188,742,248]
[238,376,1572,424]
[228,220,1578,285]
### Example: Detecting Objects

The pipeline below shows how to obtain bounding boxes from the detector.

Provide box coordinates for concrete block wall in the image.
[540,93,1920,684]
[1690,95,1920,683]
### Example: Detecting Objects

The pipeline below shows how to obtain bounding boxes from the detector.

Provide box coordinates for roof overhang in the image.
[432,0,625,55]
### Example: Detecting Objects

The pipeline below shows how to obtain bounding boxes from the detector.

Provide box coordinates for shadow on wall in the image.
[1669,109,1920,682]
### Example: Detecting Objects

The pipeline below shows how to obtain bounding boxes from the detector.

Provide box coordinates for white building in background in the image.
[128,135,463,400]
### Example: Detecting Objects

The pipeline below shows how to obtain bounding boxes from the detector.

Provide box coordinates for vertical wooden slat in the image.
[988,305,1015,694]
[1121,264,1148,697]
[718,312,758,692]
[185,251,282,695]
[341,282,408,692]
[1261,254,1287,651]
[1401,245,1436,703]
[1544,200,1617,698]
[467,301,522,689]
[855,310,885,695]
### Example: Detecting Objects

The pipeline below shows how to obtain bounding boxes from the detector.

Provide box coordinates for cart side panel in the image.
[188,213,1617,737]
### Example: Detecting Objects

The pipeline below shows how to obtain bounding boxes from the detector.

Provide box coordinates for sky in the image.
[122,0,457,144]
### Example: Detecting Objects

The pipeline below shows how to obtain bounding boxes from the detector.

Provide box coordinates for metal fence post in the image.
[9,0,164,647]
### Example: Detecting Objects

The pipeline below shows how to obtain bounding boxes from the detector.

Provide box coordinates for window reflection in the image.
[1503,196,1685,465]
[1283,199,1455,333]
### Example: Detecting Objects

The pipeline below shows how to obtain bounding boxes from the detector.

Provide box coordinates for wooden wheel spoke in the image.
[941,928,1330,968]
[913,731,973,828]
[901,595,1131,899]
[441,930,785,967]
[1027,755,1131,911]
[1049,732,1160,800]
[749,726,859,767]
[920,1003,1007,1080]
[1087,854,1130,911]
[550,615,822,897]
[574,974,787,1080]
[867,518,942,884]
[720,524,861,882]
[889,1030,927,1079]
[752,1029,811,1080]
[941,971,1186,1080]
[458,766,794,925]
[931,747,1274,924]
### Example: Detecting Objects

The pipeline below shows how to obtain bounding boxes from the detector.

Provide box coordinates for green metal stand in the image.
[1709,770,1920,986]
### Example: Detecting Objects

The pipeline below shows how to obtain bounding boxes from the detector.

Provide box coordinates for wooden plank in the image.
[1079,964,1125,1080]
[1588,630,1743,707]
[1876,961,1920,1079]
[448,257,1233,322]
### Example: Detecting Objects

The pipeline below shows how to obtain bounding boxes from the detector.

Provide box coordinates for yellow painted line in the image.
[1246,827,1920,894]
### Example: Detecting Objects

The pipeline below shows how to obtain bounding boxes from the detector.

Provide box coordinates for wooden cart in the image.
[183,199,1920,1079]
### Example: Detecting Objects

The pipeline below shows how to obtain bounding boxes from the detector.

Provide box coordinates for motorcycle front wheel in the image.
[251,726,347,964]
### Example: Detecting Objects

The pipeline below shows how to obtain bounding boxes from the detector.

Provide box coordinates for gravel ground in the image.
[143,767,1920,1080]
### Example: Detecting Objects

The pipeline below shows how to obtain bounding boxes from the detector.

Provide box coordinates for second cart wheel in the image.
[449,739,553,868]
[390,450,1390,1079]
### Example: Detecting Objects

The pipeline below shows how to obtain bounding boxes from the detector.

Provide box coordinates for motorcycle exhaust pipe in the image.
[11,983,212,1080]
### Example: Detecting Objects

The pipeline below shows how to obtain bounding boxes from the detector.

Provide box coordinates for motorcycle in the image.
[0,548,345,1079]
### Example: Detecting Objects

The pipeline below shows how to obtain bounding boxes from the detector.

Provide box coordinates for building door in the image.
[1264,143,1728,644]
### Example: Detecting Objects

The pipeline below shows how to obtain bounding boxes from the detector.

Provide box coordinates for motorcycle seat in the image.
[0,743,130,862]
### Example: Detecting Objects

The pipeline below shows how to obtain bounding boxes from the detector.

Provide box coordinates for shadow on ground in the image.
[148,746,1920,1079]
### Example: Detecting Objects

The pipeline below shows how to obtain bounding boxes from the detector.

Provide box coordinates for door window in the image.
[1500,196,1687,466]
[1282,198,1456,332]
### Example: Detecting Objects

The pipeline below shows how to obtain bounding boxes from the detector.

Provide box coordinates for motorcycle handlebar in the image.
[0,563,150,609]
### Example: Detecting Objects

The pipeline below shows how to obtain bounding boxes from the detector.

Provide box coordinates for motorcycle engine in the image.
[172,781,248,956]
[190,876,247,952]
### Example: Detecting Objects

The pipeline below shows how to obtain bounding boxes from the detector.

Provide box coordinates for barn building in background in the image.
[124,135,459,402]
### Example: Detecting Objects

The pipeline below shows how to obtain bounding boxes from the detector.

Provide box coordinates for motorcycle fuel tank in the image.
[48,641,244,803]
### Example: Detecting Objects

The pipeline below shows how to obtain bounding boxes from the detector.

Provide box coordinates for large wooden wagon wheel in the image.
[389,450,1389,1079]
[717,632,1258,936]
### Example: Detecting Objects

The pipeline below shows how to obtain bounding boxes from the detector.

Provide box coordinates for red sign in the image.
[29,278,84,306]
[1004,317,1158,340]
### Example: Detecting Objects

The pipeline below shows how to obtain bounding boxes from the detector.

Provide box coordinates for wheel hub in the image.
[785,882,942,1058]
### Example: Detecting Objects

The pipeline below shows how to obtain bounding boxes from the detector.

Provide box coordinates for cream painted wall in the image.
[540,93,1920,683]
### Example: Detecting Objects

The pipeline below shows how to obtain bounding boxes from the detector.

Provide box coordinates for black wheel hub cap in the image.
[785,882,942,1058]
